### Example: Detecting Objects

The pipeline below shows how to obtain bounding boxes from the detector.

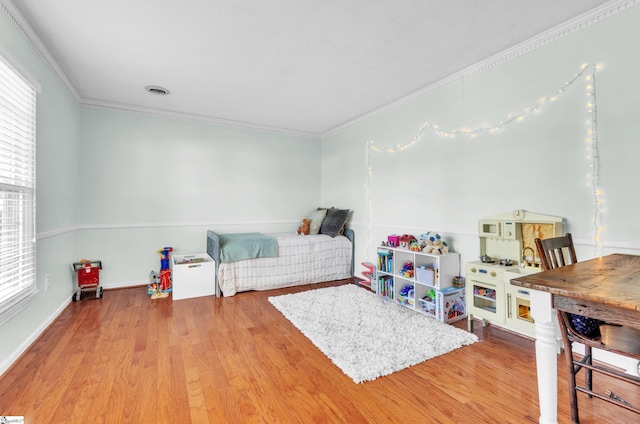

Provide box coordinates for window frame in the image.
[0,53,38,326]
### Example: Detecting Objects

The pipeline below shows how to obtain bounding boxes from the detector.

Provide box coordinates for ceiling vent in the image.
[145,85,170,95]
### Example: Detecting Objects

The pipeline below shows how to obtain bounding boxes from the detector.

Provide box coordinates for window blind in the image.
[0,55,37,326]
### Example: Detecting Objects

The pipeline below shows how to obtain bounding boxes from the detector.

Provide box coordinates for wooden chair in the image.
[535,232,578,270]
[535,234,640,423]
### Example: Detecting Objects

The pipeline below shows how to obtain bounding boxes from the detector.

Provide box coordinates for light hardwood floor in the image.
[1,279,638,423]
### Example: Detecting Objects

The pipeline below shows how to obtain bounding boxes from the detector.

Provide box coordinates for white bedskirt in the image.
[219,232,352,296]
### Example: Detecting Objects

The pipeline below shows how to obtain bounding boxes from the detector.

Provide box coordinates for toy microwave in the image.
[478,219,518,240]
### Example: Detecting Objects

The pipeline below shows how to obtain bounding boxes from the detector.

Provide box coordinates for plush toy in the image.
[297,218,310,235]
[422,231,449,255]
[399,234,417,249]
[401,260,414,278]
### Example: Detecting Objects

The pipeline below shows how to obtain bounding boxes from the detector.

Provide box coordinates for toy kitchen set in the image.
[466,210,563,337]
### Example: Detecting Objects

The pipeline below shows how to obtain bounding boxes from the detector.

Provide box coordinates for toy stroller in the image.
[72,260,103,301]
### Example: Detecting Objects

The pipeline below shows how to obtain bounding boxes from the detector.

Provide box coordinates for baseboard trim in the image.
[102,280,147,290]
[0,296,71,378]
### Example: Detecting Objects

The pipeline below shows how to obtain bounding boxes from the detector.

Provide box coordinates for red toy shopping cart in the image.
[72,260,103,301]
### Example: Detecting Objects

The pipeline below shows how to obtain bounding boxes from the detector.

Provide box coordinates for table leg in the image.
[530,290,558,424]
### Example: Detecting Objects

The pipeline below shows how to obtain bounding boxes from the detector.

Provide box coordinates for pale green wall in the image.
[77,108,320,286]
[0,9,81,371]
[321,6,640,272]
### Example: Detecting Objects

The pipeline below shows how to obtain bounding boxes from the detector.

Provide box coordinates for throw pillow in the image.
[308,208,328,235]
[320,207,350,238]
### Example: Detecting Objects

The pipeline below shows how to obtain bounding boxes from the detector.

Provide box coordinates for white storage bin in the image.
[171,253,216,300]
[416,266,435,285]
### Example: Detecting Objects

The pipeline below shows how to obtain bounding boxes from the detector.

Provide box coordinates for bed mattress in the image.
[219,232,352,296]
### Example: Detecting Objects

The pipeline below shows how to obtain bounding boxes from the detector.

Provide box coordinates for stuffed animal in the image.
[422,231,449,255]
[297,218,310,235]
[399,234,417,249]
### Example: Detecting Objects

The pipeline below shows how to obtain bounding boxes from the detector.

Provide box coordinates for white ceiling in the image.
[5,0,619,136]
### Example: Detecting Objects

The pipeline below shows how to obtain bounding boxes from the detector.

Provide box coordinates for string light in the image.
[365,63,603,254]
[365,140,373,258]
[586,64,604,254]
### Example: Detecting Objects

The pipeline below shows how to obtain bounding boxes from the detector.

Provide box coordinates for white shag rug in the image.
[268,284,478,383]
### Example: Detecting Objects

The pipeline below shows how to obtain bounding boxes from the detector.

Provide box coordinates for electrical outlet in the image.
[45,274,50,291]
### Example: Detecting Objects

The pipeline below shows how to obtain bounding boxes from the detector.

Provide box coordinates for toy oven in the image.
[467,266,506,324]
[508,288,533,323]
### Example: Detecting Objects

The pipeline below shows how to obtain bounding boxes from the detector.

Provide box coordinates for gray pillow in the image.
[320,208,350,237]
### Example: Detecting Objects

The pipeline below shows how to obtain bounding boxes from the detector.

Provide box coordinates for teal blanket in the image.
[219,233,278,263]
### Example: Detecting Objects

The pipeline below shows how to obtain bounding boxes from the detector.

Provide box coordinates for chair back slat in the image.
[535,233,578,271]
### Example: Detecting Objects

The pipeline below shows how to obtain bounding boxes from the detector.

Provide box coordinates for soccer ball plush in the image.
[422,231,449,255]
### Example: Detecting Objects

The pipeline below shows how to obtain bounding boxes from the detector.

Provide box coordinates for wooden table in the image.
[510,253,640,424]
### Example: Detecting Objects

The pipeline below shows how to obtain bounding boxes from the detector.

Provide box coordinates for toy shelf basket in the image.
[72,260,103,301]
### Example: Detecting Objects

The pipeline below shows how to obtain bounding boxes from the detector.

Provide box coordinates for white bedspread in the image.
[219,232,352,296]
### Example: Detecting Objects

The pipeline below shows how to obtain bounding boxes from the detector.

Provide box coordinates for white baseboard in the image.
[0,296,71,378]
[102,279,147,290]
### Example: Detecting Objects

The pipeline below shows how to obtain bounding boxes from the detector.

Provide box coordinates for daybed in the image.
[206,208,354,297]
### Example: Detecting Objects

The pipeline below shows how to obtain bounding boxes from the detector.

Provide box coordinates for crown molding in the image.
[0,1,316,138]
[3,0,638,139]
[321,0,640,138]
[0,0,80,102]
[80,100,320,139]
